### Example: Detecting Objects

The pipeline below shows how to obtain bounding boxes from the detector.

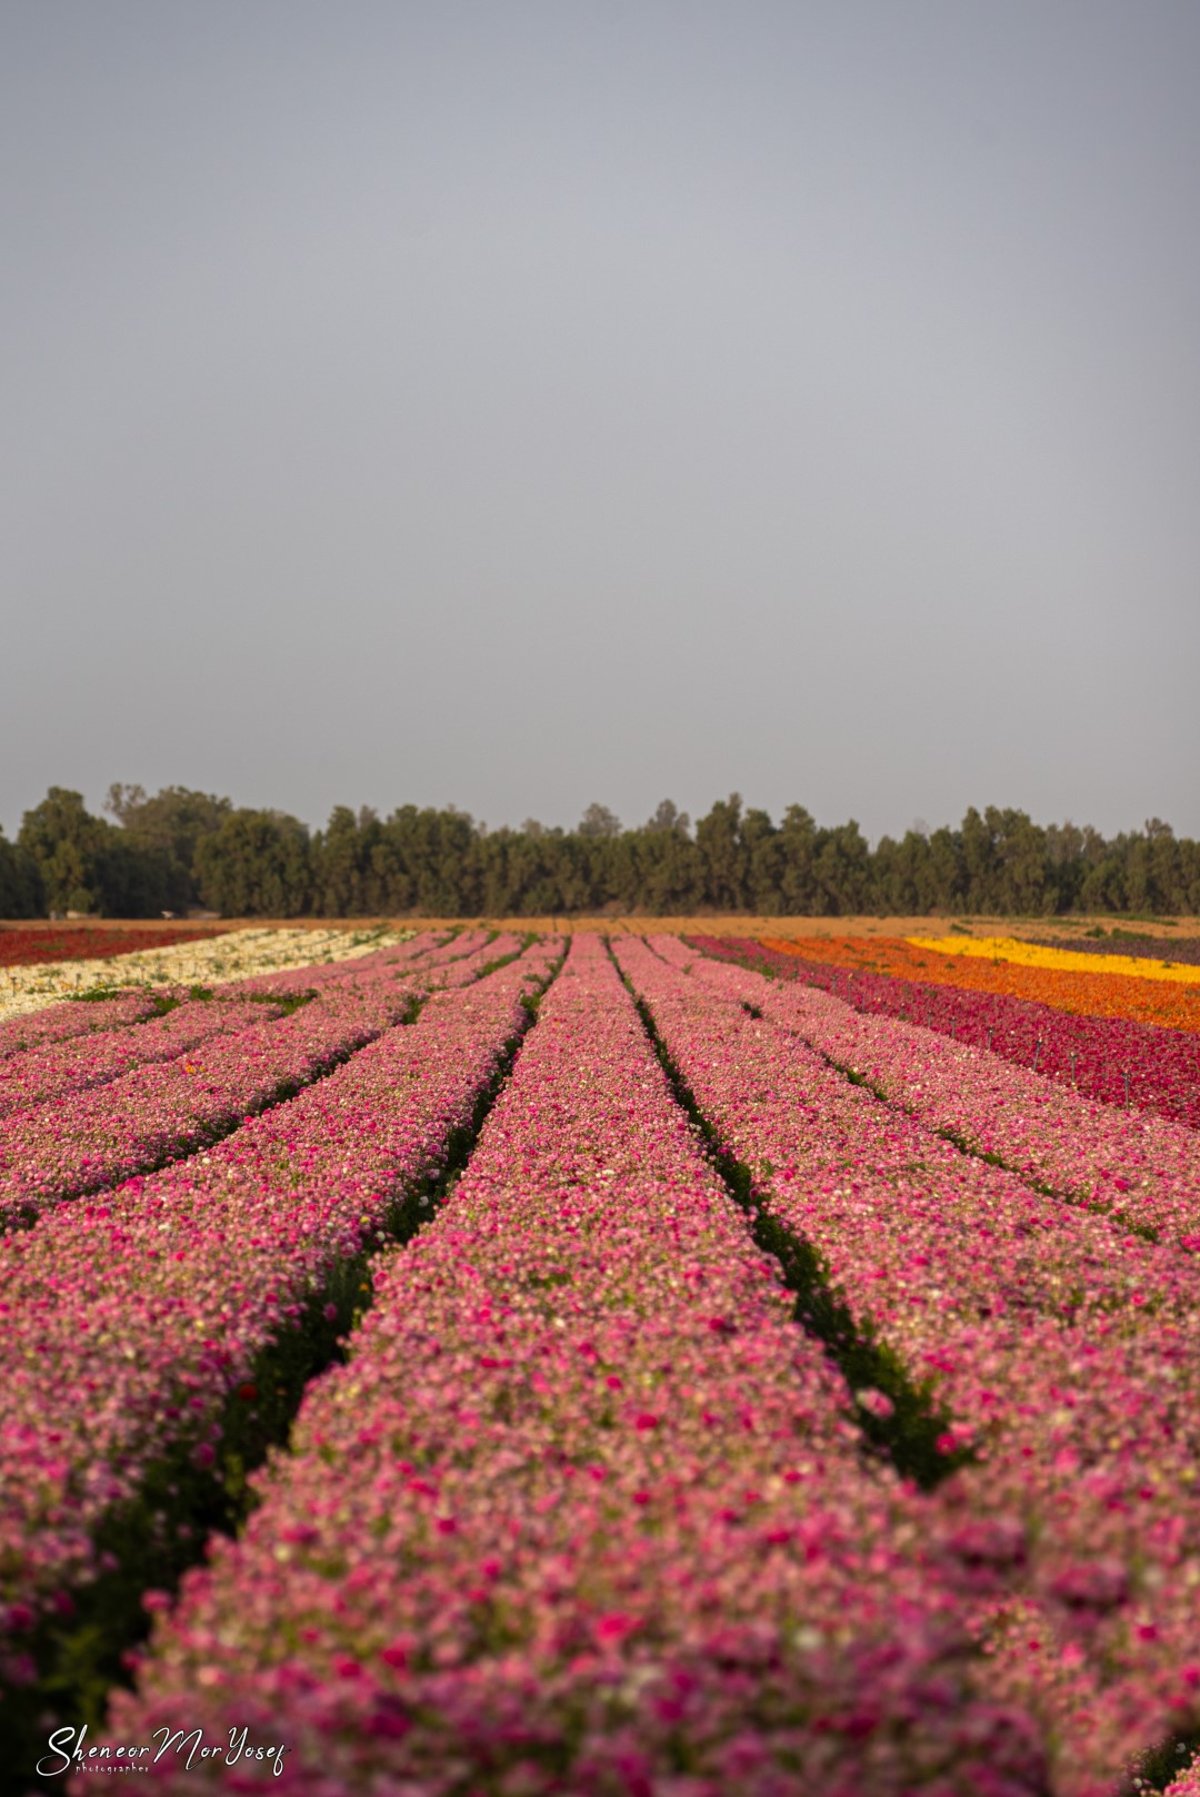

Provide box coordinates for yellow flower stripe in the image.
[907,934,1200,987]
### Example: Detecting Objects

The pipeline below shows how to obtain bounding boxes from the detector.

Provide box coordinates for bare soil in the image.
[4,914,1198,939]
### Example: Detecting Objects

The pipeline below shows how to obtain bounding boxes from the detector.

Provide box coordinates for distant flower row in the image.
[697,935,1200,1132]
[0,933,507,1227]
[0,926,226,969]
[758,932,1200,1035]
[753,964,1200,1246]
[0,974,406,1228]
[0,998,278,1121]
[1024,929,1200,967]
[0,926,405,1026]
[0,991,160,1061]
[911,933,1200,987]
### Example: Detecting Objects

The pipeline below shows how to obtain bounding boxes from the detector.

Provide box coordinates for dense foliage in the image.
[0,832,43,918]
[6,788,1200,917]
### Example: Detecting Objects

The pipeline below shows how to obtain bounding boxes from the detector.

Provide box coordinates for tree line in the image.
[2,785,1198,920]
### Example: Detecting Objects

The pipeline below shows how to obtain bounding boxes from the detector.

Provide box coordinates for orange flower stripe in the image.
[758,935,1200,1035]
[909,933,1200,986]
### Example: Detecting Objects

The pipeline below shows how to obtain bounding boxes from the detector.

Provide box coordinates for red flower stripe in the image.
[0,927,226,969]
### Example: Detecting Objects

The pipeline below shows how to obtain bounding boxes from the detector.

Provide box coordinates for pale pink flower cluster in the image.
[616,936,1200,1790]
[108,936,1046,1795]
[0,940,558,1666]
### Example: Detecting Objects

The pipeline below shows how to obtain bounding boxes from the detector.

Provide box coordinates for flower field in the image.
[3,923,1200,1792]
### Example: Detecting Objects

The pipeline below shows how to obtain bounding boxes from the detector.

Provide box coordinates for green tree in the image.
[313,805,373,914]
[644,799,690,837]
[1143,819,1185,913]
[696,794,747,909]
[19,788,112,914]
[17,786,175,916]
[0,830,43,917]
[872,832,922,913]
[812,820,872,915]
[777,806,819,913]
[195,810,312,916]
[742,807,783,912]
[106,784,231,908]
[621,816,702,912]
[925,826,966,912]
[577,802,621,839]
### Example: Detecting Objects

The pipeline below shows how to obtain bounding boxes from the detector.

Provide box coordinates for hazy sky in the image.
[4,1,1198,844]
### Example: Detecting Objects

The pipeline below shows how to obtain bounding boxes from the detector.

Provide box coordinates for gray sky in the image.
[4,1,1198,845]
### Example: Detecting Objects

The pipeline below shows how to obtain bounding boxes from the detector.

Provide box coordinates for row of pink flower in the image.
[210,929,489,995]
[0,991,160,1061]
[616,937,1200,1792]
[0,999,281,1121]
[421,932,525,990]
[691,935,1200,1133]
[678,937,1200,1252]
[0,935,520,1228]
[109,934,1048,1796]
[0,939,559,1686]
